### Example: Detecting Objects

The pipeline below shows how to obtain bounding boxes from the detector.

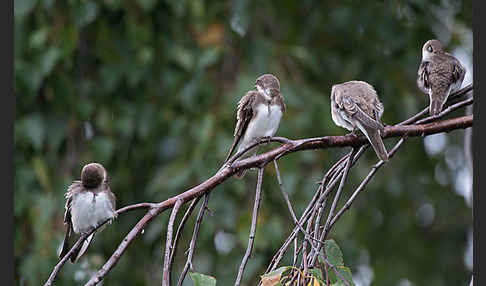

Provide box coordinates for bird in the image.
[59,162,117,263]
[417,39,466,116]
[330,80,388,162]
[225,74,286,178]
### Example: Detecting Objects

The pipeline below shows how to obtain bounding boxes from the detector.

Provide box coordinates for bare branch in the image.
[177,193,211,286]
[162,198,183,286]
[235,167,264,286]
[329,137,405,229]
[273,160,322,246]
[44,232,92,286]
[169,197,202,266]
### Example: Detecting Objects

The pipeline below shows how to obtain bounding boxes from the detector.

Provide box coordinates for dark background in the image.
[14,0,473,285]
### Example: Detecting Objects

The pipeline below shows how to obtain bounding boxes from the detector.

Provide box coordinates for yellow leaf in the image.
[307,276,321,286]
[261,266,290,286]
[261,274,281,286]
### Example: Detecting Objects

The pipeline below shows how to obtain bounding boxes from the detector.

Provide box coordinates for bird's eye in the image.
[427,45,433,52]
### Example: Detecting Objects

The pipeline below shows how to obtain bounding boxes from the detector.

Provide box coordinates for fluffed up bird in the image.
[225,74,286,178]
[417,39,466,116]
[59,162,117,263]
[330,80,388,162]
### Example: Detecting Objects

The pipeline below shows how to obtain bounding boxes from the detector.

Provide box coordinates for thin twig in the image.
[293,237,299,268]
[162,198,183,286]
[329,137,405,229]
[319,255,351,286]
[44,232,91,286]
[273,160,322,245]
[169,197,202,265]
[177,193,211,286]
[310,148,355,266]
[235,167,264,286]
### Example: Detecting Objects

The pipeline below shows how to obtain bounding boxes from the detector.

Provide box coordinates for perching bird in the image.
[225,74,286,178]
[417,39,466,116]
[330,80,388,162]
[59,162,117,263]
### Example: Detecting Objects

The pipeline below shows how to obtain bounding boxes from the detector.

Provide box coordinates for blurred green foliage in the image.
[14,0,472,285]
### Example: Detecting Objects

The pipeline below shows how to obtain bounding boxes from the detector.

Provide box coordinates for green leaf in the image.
[328,266,354,286]
[324,239,344,266]
[307,268,324,281]
[189,272,217,286]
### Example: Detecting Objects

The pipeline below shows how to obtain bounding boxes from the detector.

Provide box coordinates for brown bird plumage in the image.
[330,81,388,161]
[59,163,117,263]
[417,39,466,116]
[225,74,286,178]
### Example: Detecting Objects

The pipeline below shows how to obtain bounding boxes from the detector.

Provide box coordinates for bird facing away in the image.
[225,74,286,178]
[417,39,466,116]
[59,162,117,263]
[330,81,389,161]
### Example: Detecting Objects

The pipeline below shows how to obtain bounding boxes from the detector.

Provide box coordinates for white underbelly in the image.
[70,191,116,233]
[237,103,282,152]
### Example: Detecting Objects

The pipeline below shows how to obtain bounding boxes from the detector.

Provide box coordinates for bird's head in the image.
[255,74,280,99]
[81,162,107,189]
[422,39,444,61]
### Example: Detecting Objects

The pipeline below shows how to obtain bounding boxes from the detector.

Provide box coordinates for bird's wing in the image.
[225,91,258,162]
[279,96,286,113]
[59,181,81,259]
[339,95,384,131]
[105,184,118,219]
[417,61,430,94]
[452,60,466,85]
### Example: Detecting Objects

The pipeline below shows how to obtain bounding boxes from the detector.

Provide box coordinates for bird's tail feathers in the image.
[225,137,242,163]
[357,123,389,162]
[429,87,451,116]
[71,233,95,263]
[429,97,446,116]
[59,225,72,259]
